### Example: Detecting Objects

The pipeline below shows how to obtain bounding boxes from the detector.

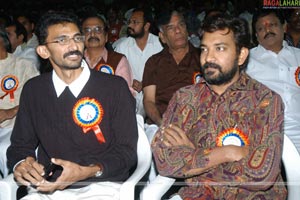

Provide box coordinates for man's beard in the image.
[200,58,239,85]
[127,27,145,39]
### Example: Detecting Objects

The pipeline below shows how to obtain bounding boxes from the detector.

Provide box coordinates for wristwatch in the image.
[91,163,103,177]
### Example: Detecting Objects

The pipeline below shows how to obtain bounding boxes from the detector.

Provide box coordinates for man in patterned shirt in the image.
[152,14,287,200]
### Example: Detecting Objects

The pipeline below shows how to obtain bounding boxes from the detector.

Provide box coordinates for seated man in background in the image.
[0,29,39,178]
[247,9,300,153]
[114,7,163,117]
[82,14,134,95]
[285,8,300,48]
[152,14,286,199]
[142,10,200,184]
[143,10,200,129]
[7,11,137,199]
[5,20,40,70]
[16,13,39,50]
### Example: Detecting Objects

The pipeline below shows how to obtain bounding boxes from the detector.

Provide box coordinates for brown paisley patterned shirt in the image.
[152,72,287,200]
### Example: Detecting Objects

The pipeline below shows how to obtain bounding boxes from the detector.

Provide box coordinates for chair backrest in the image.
[119,114,152,200]
[282,134,300,200]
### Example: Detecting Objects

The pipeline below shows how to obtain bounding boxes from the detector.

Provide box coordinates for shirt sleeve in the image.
[151,89,204,178]
[7,82,39,171]
[142,56,156,88]
[152,88,285,191]
[96,78,138,180]
[115,56,134,95]
[209,93,285,191]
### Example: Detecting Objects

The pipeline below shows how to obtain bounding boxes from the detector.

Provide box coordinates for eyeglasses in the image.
[127,20,143,25]
[83,26,105,35]
[44,35,85,45]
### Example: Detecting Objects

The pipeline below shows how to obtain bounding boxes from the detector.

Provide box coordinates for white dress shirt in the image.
[13,43,40,70]
[53,60,90,98]
[114,33,163,117]
[247,41,300,153]
[114,33,163,82]
[26,33,39,49]
[0,53,39,177]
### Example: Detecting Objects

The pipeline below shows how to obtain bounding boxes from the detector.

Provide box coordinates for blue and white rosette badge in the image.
[96,64,115,75]
[0,75,19,101]
[295,67,300,86]
[216,127,249,147]
[73,97,105,143]
[193,72,201,84]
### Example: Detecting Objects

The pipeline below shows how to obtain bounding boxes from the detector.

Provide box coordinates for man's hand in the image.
[222,145,249,162]
[14,157,45,187]
[0,106,19,123]
[162,124,195,149]
[35,158,95,193]
[132,79,142,93]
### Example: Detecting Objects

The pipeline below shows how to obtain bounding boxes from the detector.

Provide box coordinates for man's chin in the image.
[62,65,81,70]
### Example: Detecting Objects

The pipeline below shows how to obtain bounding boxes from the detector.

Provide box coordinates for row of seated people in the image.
[0,6,299,200]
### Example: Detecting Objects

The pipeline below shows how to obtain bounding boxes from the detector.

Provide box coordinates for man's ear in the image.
[283,22,287,33]
[238,47,249,66]
[158,31,166,44]
[144,22,150,32]
[105,33,108,43]
[17,34,24,44]
[36,45,50,59]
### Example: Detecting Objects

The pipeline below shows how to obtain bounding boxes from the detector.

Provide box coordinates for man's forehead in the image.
[131,11,144,19]
[257,13,279,24]
[47,23,80,35]
[83,18,104,26]
[201,29,234,45]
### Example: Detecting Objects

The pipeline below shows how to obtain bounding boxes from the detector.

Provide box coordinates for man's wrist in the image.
[89,163,103,178]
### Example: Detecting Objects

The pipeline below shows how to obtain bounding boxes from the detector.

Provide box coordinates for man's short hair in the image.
[0,28,12,52]
[156,10,185,32]
[131,7,153,25]
[81,14,109,34]
[6,20,28,43]
[35,11,81,45]
[252,9,285,34]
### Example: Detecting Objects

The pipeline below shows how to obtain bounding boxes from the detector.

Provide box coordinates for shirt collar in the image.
[84,48,108,67]
[257,40,289,54]
[52,60,90,98]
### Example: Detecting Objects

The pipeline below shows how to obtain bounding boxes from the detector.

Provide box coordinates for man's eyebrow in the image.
[200,42,227,47]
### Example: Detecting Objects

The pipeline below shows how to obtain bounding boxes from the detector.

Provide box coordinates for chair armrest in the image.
[0,173,18,200]
[140,175,176,200]
[282,134,300,200]
[119,114,152,200]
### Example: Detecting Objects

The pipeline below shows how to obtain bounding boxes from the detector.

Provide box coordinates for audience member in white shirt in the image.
[246,9,300,153]
[114,7,163,117]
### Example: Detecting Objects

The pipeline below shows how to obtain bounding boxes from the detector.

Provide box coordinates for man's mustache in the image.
[264,32,276,39]
[202,62,221,70]
[127,27,134,32]
[63,50,83,58]
[87,37,100,42]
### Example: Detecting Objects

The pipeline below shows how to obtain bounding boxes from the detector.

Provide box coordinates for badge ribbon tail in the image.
[83,125,105,143]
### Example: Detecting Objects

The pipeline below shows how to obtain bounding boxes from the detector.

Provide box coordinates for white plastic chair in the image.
[282,134,300,200]
[140,175,176,200]
[140,134,300,200]
[0,114,152,200]
[119,114,152,200]
[0,174,17,200]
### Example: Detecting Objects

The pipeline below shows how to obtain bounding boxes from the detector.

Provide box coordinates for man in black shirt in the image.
[7,11,137,199]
